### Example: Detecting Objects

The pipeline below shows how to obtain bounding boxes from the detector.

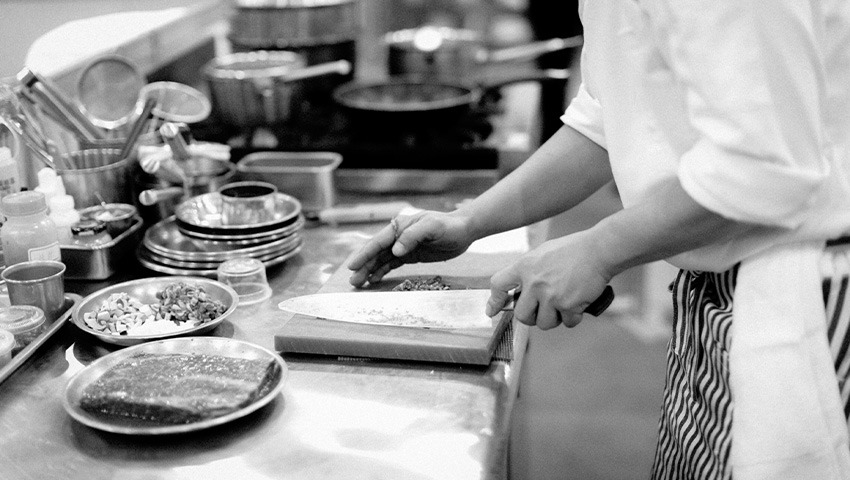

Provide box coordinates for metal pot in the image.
[228,40,357,106]
[332,69,570,129]
[228,0,360,50]
[203,51,352,128]
[385,26,583,79]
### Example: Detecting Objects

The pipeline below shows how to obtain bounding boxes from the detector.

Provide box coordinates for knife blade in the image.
[278,286,614,329]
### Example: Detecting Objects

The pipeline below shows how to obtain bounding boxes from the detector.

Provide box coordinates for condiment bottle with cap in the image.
[34,167,65,211]
[0,191,61,266]
[48,194,81,244]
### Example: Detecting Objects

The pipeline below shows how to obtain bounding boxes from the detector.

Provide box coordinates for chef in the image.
[348,0,850,478]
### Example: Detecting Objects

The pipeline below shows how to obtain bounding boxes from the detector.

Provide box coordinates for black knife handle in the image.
[584,285,615,316]
[511,285,615,317]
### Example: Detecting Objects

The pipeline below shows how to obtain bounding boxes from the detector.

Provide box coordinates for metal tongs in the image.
[0,83,63,169]
[16,68,105,143]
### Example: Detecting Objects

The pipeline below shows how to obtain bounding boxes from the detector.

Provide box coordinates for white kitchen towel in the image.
[731,242,850,479]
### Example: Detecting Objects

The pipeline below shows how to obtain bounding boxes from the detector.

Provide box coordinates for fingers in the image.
[488,262,585,329]
[347,223,398,271]
[488,266,521,317]
[391,213,434,257]
[348,213,426,287]
[366,256,404,285]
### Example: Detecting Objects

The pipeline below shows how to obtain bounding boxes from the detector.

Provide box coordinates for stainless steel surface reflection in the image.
[0,181,529,480]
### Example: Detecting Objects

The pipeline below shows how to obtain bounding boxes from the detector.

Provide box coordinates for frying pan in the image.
[385,26,583,80]
[331,68,570,127]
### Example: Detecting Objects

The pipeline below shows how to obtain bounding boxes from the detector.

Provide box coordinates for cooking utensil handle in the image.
[283,60,352,83]
[159,122,191,161]
[584,285,615,316]
[482,35,584,64]
[476,68,571,93]
[138,187,183,206]
[509,285,615,317]
[119,97,157,160]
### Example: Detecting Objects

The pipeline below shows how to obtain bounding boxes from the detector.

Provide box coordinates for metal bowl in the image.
[71,277,239,346]
[175,191,301,236]
[78,203,139,237]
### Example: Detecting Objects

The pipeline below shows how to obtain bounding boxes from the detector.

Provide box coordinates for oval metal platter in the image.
[63,337,287,435]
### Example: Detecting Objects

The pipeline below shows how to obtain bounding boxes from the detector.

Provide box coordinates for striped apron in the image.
[650,242,850,479]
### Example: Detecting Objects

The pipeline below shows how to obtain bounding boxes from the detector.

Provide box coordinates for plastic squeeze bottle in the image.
[48,194,80,244]
[0,147,21,199]
[0,191,61,266]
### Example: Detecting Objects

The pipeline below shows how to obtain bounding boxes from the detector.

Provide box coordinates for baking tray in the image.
[61,216,144,280]
[0,293,82,384]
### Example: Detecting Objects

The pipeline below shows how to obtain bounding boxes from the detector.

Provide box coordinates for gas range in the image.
[193,86,540,194]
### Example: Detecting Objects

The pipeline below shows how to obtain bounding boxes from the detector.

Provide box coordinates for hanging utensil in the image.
[118,97,157,160]
[139,81,211,125]
[76,55,146,131]
[159,122,191,161]
[16,68,105,142]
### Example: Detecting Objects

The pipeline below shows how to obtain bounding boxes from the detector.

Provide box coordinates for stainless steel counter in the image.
[0,184,530,480]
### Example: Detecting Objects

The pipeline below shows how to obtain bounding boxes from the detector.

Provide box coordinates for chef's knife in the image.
[278,286,614,329]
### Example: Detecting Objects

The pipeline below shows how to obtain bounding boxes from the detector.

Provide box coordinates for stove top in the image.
[193,96,506,171]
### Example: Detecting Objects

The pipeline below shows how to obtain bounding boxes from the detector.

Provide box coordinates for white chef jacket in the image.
[562,0,850,272]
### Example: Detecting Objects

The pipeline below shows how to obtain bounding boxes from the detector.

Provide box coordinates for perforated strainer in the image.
[139,81,211,124]
[76,55,145,130]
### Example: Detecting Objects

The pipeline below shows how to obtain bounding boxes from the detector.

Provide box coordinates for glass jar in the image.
[0,191,60,266]
[69,219,112,246]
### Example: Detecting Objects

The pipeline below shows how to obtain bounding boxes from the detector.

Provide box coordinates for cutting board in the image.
[274,229,529,365]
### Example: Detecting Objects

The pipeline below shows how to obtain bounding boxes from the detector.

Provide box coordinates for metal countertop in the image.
[0,183,530,480]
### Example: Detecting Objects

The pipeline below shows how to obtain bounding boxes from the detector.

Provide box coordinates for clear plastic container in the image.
[216,257,272,305]
[0,305,45,353]
[0,328,14,366]
[69,219,112,246]
[0,191,60,266]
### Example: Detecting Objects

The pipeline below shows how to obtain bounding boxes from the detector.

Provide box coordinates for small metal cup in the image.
[218,181,278,226]
[1,261,66,321]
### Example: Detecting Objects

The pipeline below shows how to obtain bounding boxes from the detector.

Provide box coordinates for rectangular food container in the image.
[235,151,342,214]
[61,216,144,280]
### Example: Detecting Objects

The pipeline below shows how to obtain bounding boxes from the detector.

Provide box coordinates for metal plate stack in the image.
[137,192,304,277]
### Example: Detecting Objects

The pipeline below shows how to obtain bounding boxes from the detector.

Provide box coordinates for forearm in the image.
[588,176,766,277]
[456,125,612,240]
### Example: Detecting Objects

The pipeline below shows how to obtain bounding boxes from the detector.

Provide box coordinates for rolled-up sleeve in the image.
[659,0,829,228]
[562,81,607,149]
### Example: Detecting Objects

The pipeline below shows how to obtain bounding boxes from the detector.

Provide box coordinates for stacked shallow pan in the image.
[137,191,304,277]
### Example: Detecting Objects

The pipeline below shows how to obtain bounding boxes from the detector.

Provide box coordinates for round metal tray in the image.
[63,337,286,435]
[71,277,239,346]
[143,236,303,269]
[175,192,301,235]
[144,216,303,261]
[138,243,303,278]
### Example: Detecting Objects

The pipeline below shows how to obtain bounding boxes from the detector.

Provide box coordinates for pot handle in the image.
[138,187,184,206]
[479,35,584,64]
[281,60,352,83]
[475,68,571,93]
[248,76,279,126]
